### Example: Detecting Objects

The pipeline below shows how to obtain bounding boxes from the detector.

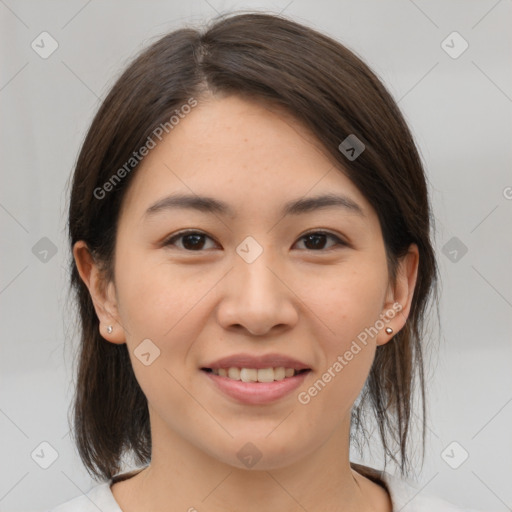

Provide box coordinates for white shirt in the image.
[47,471,482,512]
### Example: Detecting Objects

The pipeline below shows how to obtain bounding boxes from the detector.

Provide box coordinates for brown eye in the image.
[164,231,217,251]
[163,230,346,252]
[295,231,346,251]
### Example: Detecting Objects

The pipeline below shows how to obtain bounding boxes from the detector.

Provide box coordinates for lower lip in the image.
[202,370,310,405]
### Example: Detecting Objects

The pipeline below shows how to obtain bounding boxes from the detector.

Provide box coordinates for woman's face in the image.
[77,94,418,471]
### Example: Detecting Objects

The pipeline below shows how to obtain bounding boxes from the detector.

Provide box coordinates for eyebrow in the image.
[143,192,366,220]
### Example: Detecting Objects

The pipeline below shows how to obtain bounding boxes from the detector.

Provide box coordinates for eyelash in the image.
[163,229,347,252]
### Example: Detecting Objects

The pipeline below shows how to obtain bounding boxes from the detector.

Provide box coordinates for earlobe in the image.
[99,319,126,344]
[72,241,126,344]
[376,243,419,346]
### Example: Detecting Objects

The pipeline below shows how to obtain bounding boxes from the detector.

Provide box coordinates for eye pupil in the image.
[304,233,327,250]
[183,234,205,250]
[167,230,342,252]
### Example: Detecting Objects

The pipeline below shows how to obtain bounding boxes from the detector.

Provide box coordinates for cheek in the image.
[300,262,387,395]
[113,254,210,396]
[305,261,388,338]
[298,280,381,421]
[115,248,208,337]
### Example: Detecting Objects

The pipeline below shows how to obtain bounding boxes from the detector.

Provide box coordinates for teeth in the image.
[272,367,285,380]
[211,367,303,382]
[240,368,258,382]
[227,367,240,380]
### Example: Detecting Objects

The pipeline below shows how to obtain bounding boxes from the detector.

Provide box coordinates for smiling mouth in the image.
[201,367,310,383]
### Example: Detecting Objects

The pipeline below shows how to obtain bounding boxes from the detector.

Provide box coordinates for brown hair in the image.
[67,11,440,482]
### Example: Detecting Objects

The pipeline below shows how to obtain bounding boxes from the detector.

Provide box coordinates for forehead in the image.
[119,95,376,225]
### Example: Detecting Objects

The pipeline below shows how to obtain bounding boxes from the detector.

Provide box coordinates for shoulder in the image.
[381,472,483,512]
[46,482,121,512]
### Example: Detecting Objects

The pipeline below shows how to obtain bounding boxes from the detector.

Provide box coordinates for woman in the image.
[49,11,480,512]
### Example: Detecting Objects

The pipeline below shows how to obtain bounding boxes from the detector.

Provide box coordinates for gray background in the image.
[1,0,511,510]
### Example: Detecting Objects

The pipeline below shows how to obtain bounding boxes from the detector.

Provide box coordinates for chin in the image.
[204,435,313,472]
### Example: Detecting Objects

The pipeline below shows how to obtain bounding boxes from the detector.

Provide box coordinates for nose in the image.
[215,249,298,336]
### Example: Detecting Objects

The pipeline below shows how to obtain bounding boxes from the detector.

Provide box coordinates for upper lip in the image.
[202,353,311,370]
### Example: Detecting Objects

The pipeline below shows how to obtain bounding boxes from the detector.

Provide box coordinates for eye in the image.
[163,229,347,252]
[294,230,347,251]
[163,230,218,251]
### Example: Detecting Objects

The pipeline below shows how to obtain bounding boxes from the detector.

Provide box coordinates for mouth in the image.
[201,367,312,405]
[201,367,311,382]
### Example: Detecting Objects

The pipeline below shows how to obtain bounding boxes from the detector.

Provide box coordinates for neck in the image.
[111,411,391,512]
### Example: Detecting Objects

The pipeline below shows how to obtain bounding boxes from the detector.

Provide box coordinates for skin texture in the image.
[74,94,419,512]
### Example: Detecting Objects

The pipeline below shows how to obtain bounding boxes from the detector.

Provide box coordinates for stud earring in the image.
[385,327,393,334]
[106,325,113,334]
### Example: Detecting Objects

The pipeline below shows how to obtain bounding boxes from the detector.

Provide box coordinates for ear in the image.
[376,243,419,346]
[73,240,126,344]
